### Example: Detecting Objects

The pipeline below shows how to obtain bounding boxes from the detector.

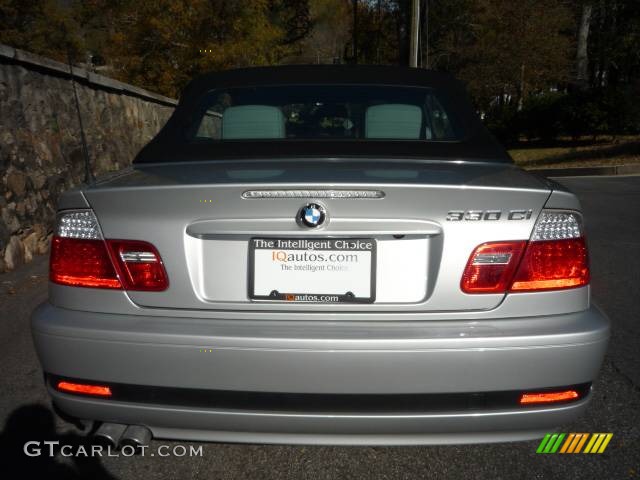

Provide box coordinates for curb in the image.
[527,164,640,177]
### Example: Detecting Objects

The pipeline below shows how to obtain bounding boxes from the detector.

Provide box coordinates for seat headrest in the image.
[365,104,422,139]
[222,105,285,139]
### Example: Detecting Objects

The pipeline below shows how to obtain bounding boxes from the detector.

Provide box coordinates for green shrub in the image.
[519,93,565,141]
[483,104,520,144]
[483,88,640,142]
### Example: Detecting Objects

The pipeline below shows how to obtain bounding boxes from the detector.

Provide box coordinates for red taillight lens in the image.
[510,238,589,292]
[51,210,168,291]
[462,237,589,294]
[57,381,112,397]
[106,240,169,291]
[50,236,168,291]
[50,236,122,289]
[461,241,526,293]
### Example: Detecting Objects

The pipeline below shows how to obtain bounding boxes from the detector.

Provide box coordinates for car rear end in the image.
[31,66,609,445]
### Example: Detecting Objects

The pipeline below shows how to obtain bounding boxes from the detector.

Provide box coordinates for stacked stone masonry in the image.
[0,44,176,271]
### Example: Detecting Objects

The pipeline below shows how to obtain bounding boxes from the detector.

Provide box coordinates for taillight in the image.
[510,238,588,291]
[461,241,526,293]
[50,210,168,291]
[461,210,589,294]
[106,240,168,291]
[50,236,121,289]
[50,211,121,289]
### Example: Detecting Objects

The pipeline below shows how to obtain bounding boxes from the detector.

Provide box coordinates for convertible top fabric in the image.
[134,65,511,164]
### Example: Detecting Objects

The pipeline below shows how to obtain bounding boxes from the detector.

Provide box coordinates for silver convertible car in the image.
[32,65,609,447]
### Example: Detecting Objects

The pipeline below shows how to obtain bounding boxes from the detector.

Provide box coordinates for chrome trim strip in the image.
[242,189,385,199]
[472,253,513,265]
[120,251,158,263]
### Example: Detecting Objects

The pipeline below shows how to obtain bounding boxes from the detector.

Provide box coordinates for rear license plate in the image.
[249,238,376,303]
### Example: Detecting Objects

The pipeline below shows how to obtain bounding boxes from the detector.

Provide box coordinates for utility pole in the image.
[409,0,420,67]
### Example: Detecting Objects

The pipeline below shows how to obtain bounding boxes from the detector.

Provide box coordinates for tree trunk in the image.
[409,0,420,67]
[576,3,593,90]
[518,63,526,111]
[422,0,429,68]
[352,0,358,63]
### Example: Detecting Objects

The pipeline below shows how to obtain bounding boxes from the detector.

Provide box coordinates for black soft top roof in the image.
[182,64,462,94]
[134,65,511,164]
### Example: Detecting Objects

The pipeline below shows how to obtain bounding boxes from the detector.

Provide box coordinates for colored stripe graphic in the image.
[559,433,575,453]
[536,434,552,453]
[537,433,613,454]
[567,433,588,453]
[537,433,566,453]
[584,433,614,454]
[550,433,566,453]
[575,434,589,452]
[597,433,614,453]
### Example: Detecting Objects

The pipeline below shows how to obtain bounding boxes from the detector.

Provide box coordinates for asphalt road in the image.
[0,176,638,479]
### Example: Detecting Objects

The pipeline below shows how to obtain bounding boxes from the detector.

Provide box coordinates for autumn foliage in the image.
[1,0,639,138]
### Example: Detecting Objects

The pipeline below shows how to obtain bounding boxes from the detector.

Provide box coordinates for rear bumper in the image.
[31,303,609,445]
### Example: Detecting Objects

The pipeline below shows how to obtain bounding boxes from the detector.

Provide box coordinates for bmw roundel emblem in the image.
[298,203,326,228]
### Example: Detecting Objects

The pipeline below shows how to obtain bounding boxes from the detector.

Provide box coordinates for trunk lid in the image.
[83,159,551,312]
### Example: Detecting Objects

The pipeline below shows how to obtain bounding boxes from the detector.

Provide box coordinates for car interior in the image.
[190,86,457,142]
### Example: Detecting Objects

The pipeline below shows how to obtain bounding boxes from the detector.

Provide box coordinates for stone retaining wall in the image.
[0,44,176,271]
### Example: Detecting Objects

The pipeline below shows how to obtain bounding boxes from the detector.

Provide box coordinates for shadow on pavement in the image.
[0,404,117,479]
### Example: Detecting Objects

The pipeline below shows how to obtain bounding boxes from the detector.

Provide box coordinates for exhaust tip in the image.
[92,423,127,449]
[120,425,153,453]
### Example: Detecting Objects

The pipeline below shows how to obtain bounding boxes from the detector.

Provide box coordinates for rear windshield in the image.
[186,85,462,142]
